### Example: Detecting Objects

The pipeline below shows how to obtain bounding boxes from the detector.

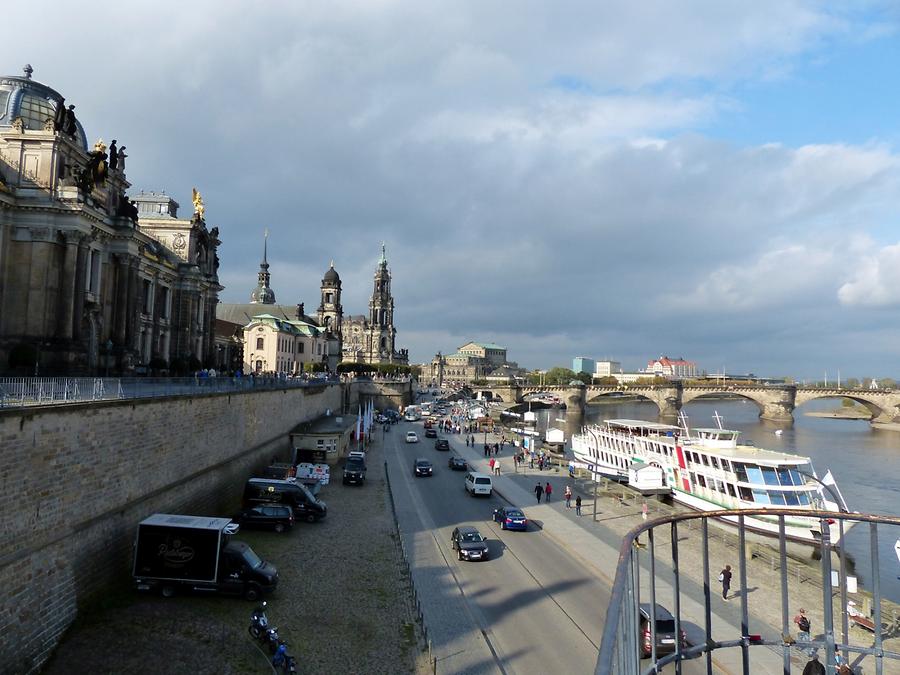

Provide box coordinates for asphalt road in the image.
[385,413,714,675]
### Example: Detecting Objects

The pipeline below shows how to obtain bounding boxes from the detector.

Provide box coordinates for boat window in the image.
[701,454,710,466]
[797,492,811,506]
[789,469,803,485]
[711,457,719,469]
[717,480,727,494]
[768,490,787,505]
[689,472,696,484]
[721,459,731,472]
[784,492,800,506]
[776,468,794,486]
[697,475,707,488]
[738,486,754,501]
[733,463,749,482]
[752,489,771,504]
[762,468,780,486]
[745,466,764,485]
[726,483,736,498]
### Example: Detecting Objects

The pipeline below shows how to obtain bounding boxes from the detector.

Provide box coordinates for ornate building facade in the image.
[427,341,522,385]
[0,66,221,375]
[216,242,407,373]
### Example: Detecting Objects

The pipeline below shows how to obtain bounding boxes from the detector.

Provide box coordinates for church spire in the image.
[250,228,276,304]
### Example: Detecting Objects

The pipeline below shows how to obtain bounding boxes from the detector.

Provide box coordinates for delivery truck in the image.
[133,513,278,600]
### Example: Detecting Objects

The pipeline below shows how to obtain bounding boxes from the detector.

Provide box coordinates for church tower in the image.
[368,243,396,361]
[317,262,343,371]
[249,229,276,304]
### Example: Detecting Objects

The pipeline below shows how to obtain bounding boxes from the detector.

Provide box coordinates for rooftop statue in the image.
[192,187,205,220]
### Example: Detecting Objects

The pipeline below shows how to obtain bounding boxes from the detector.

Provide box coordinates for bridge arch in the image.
[585,389,663,414]
[794,390,896,422]
[680,390,766,418]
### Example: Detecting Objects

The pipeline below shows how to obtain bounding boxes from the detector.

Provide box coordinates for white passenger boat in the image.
[571,413,853,547]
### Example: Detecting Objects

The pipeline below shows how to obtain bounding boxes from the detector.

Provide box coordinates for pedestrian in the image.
[489,457,495,472]
[534,482,544,503]
[529,454,535,469]
[545,482,552,502]
[718,564,732,600]
[794,608,814,656]
[564,485,572,508]
[484,444,489,457]
[575,495,582,516]
[494,459,500,476]
[641,501,648,522]
[802,654,825,675]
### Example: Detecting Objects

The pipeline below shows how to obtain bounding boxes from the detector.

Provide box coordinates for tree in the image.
[593,376,619,386]
[543,367,577,385]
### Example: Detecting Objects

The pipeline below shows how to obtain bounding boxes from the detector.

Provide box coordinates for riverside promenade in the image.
[447,431,899,674]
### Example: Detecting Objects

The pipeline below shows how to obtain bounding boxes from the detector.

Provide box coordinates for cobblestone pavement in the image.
[43,434,426,675]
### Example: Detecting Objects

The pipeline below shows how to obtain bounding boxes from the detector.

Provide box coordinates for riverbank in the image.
[806,409,872,420]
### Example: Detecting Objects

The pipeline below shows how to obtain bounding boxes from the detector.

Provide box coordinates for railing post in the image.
[819,518,836,673]
[779,515,790,675]
[738,514,749,675]
[870,522,883,675]
[702,518,712,674]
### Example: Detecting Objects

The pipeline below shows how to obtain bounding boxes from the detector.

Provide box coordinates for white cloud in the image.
[838,243,900,307]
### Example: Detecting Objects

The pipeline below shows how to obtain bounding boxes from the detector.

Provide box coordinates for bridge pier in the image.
[759,387,796,422]
[564,382,586,422]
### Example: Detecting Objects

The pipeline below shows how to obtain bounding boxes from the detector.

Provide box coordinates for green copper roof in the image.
[475,342,505,350]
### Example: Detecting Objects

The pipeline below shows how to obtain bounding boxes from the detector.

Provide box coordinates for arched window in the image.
[256,337,264,350]
[255,360,263,372]
[381,337,386,350]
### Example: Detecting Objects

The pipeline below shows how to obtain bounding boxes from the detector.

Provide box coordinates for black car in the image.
[232,504,295,533]
[383,410,401,424]
[413,458,433,477]
[434,439,450,451]
[424,428,438,439]
[448,456,467,471]
[450,526,489,561]
[342,457,367,486]
[638,603,687,658]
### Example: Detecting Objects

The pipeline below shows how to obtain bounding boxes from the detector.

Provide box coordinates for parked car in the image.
[638,603,687,658]
[434,439,450,451]
[424,428,438,438]
[492,506,527,531]
[413,458,433,477]
[406,431,419,444]
[233,504,295,533]
[450,526,490,561]
[243,478,327,523]
[383,410,401,424]
[448,456,467,471]
[342,457,367,486]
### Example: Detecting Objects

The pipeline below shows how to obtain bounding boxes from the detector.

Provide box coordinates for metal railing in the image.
[596,509,900,675]
[0,375,341,408]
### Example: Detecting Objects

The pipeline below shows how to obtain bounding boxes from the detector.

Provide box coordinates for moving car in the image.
[638,603,687,658]
[448,456,467,471]
[233,504,295,532]
[405,431,419,443]
[434,439,450,451]
[492,506,527,531]
[450,526,490,561]
[464,471,493,497]
[424,428,438,439]
[413,458,433,477]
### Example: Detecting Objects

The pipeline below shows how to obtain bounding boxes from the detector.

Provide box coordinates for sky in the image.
[5,2,900,379]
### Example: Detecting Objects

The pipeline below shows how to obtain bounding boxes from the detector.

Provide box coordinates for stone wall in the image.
[0,382,343,674]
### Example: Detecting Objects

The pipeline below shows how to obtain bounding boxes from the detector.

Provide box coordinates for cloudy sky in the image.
[6,2,900,378]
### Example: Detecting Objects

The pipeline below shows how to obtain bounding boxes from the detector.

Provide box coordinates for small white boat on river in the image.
[571,413,853,547]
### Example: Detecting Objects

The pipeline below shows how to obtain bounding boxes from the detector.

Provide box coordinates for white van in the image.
[464,472,493,497]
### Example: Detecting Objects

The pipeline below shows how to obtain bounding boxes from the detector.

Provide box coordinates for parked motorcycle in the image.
[272,640,298,674]
[248,601,280,653]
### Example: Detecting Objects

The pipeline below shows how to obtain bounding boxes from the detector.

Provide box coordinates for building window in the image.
[141,279,152,314]
[326,292,333,303]
[158,287,169,319]
[256,337,264,350]
[299,342,304,354]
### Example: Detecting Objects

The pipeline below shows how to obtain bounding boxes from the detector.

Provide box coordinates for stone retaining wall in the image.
[0,382,344,674]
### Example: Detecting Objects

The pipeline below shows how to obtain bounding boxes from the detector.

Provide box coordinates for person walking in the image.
[489,457,495,473]
[802,654,825,675]
[564,485,572,509]
[794,608,814,656]
[534,482,544,503]
[545,482,552,502]
[575,495,582,516]
[718,565,732,600]
[494,459,501,476]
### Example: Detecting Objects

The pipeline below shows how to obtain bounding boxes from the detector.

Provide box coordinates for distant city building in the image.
[594,360,622,377]
[0,66,221,375]
[242,314,326,375]
[644,355,698,379]
[428,341,523,385]
[572,357,595,374]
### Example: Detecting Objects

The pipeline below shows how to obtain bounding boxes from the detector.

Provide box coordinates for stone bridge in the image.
[480,383,900,424]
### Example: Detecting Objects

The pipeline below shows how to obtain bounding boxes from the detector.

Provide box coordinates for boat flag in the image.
[821,469,849,512]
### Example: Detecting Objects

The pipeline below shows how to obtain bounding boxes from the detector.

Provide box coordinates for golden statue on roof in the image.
[192,187,206,220]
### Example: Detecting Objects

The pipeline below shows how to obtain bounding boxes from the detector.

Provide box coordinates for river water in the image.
[532,397,900,603]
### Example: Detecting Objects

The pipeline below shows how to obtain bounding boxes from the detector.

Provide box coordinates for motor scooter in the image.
[249,601,280,653]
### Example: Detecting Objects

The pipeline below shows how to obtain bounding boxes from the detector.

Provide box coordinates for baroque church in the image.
[0,65,221,375]
[216,239,407,373]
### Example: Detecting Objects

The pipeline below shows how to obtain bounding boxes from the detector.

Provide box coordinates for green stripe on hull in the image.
[671,487,813,529]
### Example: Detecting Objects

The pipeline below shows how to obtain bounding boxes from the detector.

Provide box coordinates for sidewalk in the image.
[452,433,791,674]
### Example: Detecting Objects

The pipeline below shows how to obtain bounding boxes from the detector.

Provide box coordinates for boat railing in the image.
[596,508,900,675]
